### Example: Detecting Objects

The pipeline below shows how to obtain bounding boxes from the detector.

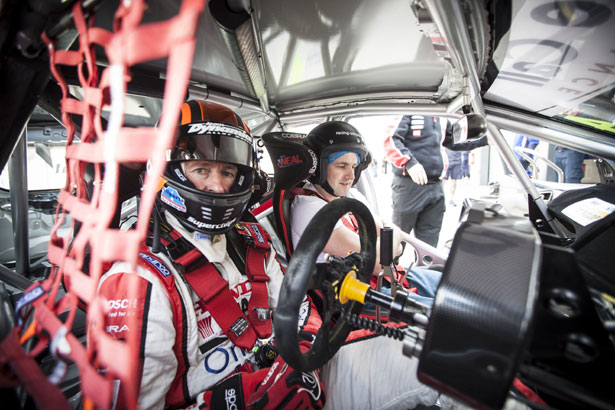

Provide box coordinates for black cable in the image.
[342,310,405,341]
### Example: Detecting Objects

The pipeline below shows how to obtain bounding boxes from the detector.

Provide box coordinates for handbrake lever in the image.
[376,227,397,323]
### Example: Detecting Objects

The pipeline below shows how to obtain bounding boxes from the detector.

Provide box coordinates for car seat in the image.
[261,132,316,259]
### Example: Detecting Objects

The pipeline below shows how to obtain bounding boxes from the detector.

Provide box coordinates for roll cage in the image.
[0,0,613,409]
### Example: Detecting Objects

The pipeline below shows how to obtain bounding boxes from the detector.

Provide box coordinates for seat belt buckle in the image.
[230,317,250,337]
[253,308,271,321]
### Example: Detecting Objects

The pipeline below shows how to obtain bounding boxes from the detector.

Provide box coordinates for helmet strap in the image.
[151,203,163,253]
[322,181,337,197]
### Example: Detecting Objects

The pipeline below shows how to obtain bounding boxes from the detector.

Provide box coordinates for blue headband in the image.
[328,151,361,165]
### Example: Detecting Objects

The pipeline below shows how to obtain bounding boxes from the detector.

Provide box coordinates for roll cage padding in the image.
[4,1,207,409]
[262,132,317,257]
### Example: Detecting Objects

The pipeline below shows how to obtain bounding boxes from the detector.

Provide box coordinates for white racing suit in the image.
[98,213,324,409]
[291,183,454,410]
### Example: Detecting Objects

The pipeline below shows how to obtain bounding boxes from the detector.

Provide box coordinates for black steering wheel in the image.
[274,197,377,371]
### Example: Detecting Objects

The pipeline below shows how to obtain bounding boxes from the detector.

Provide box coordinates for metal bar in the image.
[446,93,465,114]
[513,146,564,183]
[486,105,615,160]
[252,118,277,135]
[188,86,264,113]
[487,122,567,237]
[421,1,566,236]
[279,89,438,113]
[8,125,30,276]
[0,264,33,291]
[402,233,448,267]
[423,0,482,113]
[280,103,462,123]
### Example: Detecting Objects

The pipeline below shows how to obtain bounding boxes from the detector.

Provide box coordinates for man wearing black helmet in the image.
[289,121,449,410]
[291,121,441,305]
[98,100,325,409]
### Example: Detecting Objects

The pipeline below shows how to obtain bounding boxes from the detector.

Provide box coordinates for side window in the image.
[498,130,601,185]
[0,125,72,266]
[0,126,68,191]
[486,130,613,219]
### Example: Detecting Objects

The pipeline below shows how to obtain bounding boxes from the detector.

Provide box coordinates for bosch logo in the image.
[107,299,137,310]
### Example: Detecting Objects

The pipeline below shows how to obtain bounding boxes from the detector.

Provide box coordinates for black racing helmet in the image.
[303,121,371,194]
[157,100,258,235]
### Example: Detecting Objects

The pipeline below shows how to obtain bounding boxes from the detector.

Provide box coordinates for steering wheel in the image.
[274,197,377,371]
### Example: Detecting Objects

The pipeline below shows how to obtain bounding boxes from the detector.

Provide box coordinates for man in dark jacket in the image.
[384,115,488,246]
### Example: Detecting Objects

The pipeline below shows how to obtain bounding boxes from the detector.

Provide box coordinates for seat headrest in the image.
[262,132,316,190]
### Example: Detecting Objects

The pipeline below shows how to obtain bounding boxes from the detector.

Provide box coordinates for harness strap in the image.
[233,223,272,339]
[158,221,273,347]
[183,264,257,349]
[0,331,70,410]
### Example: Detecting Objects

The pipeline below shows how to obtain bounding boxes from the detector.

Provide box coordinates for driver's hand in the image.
[407,163,427,185]
[247,342,325,409]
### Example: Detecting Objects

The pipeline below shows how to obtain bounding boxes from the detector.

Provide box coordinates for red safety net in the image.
[7,0,207,408]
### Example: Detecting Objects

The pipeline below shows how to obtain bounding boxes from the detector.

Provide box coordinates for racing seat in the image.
[261,132,316,259]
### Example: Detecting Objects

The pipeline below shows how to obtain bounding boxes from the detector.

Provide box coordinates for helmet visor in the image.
[168,122,254,168]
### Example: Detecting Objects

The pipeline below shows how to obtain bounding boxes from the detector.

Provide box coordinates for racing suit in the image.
[98,212,324,409]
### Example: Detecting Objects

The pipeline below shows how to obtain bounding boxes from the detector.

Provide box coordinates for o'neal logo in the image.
[161,186,186,212]
[277,154,303,168]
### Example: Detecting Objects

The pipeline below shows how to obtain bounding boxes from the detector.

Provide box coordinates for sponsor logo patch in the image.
[174,167,187,182]
[195,232,211,241]
[250,225,265,244]
[225,388,238,410]
[139,252,172,277]
[107,299,137,310]
[161,186,186,212]
[15,284,45,325]
[106,324,130,333]
[276,154,303,168]
[187,216,234,230]
[186,122,252,144]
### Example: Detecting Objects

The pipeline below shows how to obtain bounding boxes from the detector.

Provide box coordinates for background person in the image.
[513,134,539,176]
[554,146,585,183]
[443,147,463,207]
[384,115,488,247]
[98,100,325,409]
[461,151,470,179]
